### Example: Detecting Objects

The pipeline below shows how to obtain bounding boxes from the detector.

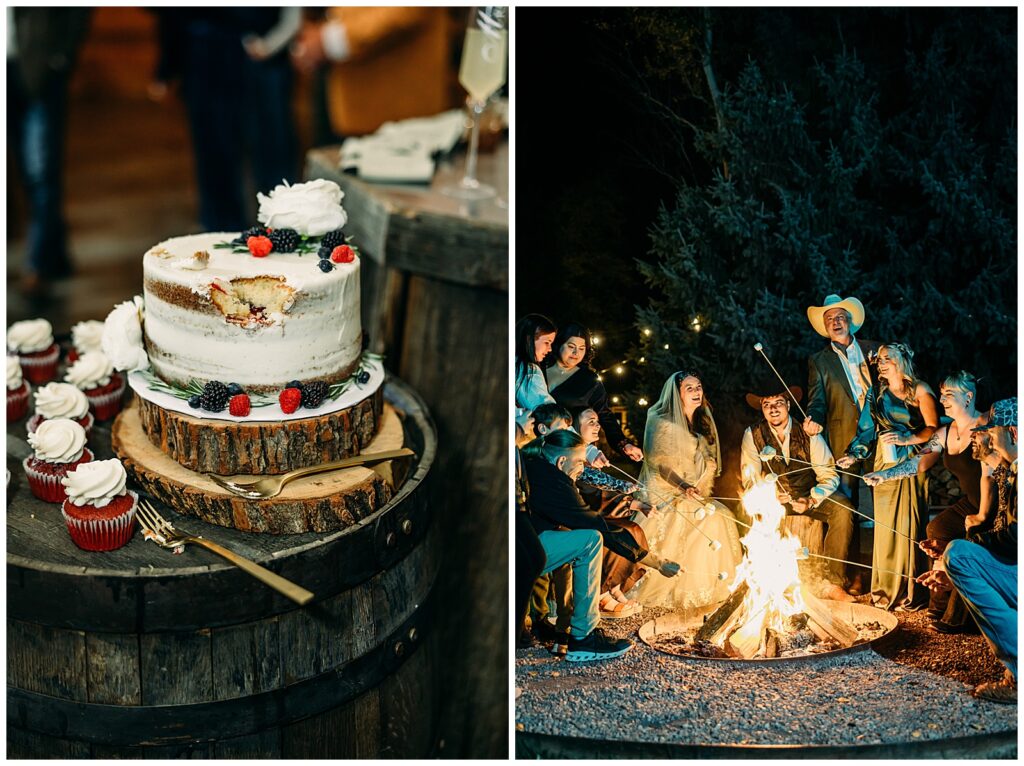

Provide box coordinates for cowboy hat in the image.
[807,294,865,337]
[745,386,803,411]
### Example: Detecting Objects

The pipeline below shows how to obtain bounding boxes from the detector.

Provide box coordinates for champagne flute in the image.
[443,6,508,200]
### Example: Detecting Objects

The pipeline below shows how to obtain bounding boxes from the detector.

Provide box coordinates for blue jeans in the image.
[944,539,1017,679]
[537,529,601,639]
[8,62,72,278]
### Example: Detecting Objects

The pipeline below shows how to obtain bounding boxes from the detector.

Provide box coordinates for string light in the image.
[611,396,620,404]
[663,344,670,350]
[639,356,646,364]
[596,374,603,382]
[592,335,601,347]
[638,397,648,406]
[691,316,702,333]
[643,328,652,337]
[615,365,625,375]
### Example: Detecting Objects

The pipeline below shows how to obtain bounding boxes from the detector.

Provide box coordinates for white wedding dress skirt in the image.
[628,496,743,610]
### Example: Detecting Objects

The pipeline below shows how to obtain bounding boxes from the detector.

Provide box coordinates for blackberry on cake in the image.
[236,225,267,244]
[301,380,329,409]
[321,229,346,249]
[269,228,300,253]
[200,381,229,412]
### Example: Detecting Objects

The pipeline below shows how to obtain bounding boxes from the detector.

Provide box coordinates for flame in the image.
[712,476,807,655]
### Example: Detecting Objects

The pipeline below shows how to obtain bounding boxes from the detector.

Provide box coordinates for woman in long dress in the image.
[838,343,938,610]
[629,372,743,609]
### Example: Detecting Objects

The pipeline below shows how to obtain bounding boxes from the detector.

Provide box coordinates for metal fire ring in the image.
[639,600,899,663]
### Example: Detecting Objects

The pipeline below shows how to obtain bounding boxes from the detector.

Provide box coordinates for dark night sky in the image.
[515,8,1017,406]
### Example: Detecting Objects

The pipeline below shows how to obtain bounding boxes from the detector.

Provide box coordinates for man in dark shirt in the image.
[521,428,633,662]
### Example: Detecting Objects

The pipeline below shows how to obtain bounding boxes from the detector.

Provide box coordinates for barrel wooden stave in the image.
[7,380,441,758]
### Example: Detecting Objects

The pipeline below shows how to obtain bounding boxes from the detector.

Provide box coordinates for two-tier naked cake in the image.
[106,180,403,534]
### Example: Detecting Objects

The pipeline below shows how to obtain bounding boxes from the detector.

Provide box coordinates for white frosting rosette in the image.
[102,296,149,372]
[7,355,24,391]
[62,459,128,508]
[7,319,54,353]
[257,179,348,236]
[65,351,115,390]
[34,382,90,419]
[28,418,88,463]
[71,320,106,354]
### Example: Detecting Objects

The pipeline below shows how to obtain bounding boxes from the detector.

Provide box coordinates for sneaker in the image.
[565,628,633,663]
[550,640,568,658]
[532,619,567,646]
[973,671,1017,704]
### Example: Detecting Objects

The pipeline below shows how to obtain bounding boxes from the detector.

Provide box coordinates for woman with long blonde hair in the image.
[837,343,939,609]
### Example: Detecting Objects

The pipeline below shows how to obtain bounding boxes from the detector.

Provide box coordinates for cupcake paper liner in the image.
[22,448,95,504]
[27,411,94,436]
[7,383,30,421]
[85,374,127,422]
[18,344,60,385]
[61,490,139,552]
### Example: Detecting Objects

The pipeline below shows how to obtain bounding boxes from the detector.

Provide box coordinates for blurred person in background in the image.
[8,8,91,297]
[150,9,300,231]
[290,7,450,138]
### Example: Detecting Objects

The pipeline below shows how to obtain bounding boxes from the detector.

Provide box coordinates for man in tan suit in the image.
[291,8,451,137]
[803,294,880,594]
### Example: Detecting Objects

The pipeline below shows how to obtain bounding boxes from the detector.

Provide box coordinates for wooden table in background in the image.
[306,145,508,759]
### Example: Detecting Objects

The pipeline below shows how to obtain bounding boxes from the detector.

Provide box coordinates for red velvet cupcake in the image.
[7,319,59,384]
[7,356,30,421]
[23,419,93,503]
[27,382,94,436]
[61,460,138,551]
[69,320,106,365]
[65,351,126,421]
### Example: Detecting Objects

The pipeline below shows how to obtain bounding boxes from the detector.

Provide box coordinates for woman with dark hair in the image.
[629,371,742,609]
[543,322,643,462]
[839,343,939,610]
[515,314,557,428]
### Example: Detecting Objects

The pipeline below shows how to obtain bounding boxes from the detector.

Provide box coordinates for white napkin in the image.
[340,110,466,184]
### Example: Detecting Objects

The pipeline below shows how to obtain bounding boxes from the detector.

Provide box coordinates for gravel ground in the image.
[515,607,1017,748]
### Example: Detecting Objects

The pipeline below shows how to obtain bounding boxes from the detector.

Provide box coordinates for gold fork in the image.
[136,499,314,605]
[207,448,414,500]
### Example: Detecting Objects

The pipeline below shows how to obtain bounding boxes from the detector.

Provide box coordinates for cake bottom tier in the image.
[135,387,383,475]
[112,399,406,534]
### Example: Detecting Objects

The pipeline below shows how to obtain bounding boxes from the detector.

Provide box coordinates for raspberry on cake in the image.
[23,418,93,503]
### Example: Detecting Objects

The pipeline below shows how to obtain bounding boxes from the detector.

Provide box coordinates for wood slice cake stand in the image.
[135,387,384,475]
[113,398,405,534]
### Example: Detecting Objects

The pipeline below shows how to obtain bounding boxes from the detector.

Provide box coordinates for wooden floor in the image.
[6,94,201,332]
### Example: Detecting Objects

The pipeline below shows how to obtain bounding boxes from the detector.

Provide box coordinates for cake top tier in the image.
[143,232,359,299]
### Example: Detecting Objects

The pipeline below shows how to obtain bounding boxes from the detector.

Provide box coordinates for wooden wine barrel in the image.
[7,378,439,758]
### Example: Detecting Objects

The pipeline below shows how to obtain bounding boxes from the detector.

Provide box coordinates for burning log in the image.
[725,612,765,659]
[695,582,749,643]
[799,586,858,647]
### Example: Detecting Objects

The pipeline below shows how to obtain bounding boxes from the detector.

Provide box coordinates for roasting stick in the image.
[806,551,918,582]
[753,342,810,421]
[606,464,753,534]
[775,457,864,481]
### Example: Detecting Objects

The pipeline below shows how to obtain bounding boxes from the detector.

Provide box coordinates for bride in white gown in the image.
[629,372,743,609]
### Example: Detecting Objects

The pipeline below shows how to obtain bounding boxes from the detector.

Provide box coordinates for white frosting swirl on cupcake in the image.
[65,351,114,390]
[102,296,149,372]
[257,178,348,236]
[71,320,106,354]
[7,319,54,354]
[34,382,90,419]
[7,355,24,391]
[62,459,127,507]
[28,418,87,463]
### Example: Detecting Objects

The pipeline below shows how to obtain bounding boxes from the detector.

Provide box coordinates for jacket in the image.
[546,364,635,457]
[806,337,881,462]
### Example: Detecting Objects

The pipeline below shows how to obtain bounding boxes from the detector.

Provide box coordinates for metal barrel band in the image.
[8,580,438,748]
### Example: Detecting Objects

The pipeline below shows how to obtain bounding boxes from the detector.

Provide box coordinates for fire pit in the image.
[639,600,898,661]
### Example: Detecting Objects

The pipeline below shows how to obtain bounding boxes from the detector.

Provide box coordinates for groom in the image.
[740,379,856,601]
